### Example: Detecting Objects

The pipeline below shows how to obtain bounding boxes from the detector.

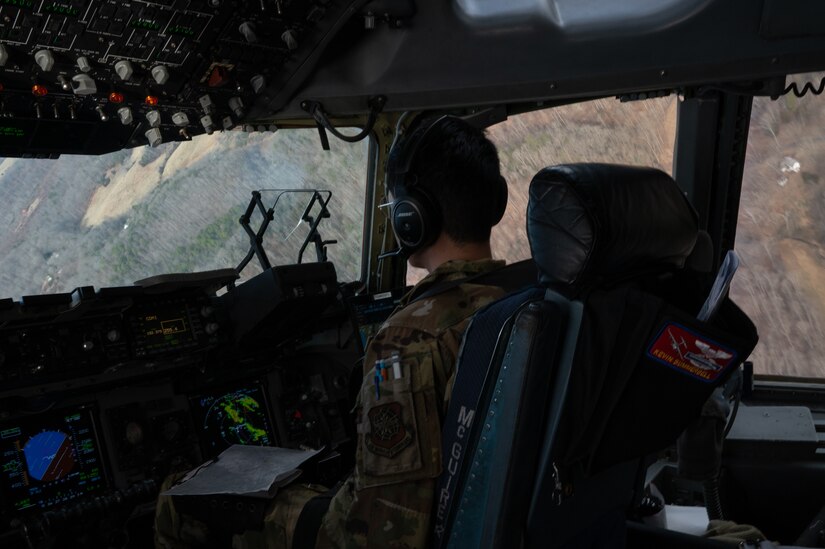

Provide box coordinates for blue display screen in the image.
[0,407,107,512]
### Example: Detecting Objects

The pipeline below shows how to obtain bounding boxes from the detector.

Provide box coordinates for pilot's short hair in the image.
[397,115,506,243]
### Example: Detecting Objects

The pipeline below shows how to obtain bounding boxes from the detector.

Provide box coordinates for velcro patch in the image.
[366,402,413,458]
[647,322,738,382]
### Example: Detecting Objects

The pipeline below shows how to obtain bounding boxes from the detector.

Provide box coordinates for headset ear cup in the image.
[391,189,441,253]
[492,175,508,225]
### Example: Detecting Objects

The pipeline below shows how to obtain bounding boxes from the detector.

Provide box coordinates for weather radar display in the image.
[192,384,275,456]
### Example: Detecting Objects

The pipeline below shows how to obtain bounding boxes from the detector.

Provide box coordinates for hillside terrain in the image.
[0,88,822,378]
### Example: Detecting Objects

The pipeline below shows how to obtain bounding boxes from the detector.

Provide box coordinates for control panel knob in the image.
[239,21,257,43]
[0,44,8,67]
[57,75,71,91]
[125,421,144,445]
[282,29,298,50]
[250,74,266,95]
[146,110,162,128]
[71,74,97,95]
[204,322,219,335]
[34,49,55,72]
[151,65,170,85]
[200,114,215,135]
[95,105,108,121]
[114,60,134,81]
[117,107,133,126]
[222,116,235,130]
[145,127,163,147]
[82,341,94,351]
[171,112,189,126]
[198,94,215,114]
[228,97,244,118]
[106,329,121,342]
[200,305,214,317]
[77,56,91,72]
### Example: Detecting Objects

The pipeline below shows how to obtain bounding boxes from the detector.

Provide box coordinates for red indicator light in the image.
[32,85,48,97]
[109,92,125,103]
[207,66,230,88]
[145,95,159,106]
[0,83,4,92]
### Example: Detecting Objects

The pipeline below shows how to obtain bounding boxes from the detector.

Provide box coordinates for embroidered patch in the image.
[366,402,413,458]
[647,322,738,382]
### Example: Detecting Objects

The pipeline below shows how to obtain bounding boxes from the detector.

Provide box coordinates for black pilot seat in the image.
[433,163,758,549]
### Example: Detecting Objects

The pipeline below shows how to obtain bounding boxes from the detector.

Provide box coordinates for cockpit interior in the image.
[1,0,825,547]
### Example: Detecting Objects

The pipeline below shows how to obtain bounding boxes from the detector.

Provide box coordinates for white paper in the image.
[665,505,709,536]
[697,250,739,322]
[162,445,322,498]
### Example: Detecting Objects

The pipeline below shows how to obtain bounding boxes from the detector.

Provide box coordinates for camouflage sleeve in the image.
[155,474,329,549]
[323,325,451,548]
[154,472,211,549]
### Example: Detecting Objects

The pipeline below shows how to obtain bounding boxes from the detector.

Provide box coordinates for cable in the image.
[704,477,725,521]
[301,96,386,144]
[723,369,743,439]
[782,76,825,98]
[375,112,413,283]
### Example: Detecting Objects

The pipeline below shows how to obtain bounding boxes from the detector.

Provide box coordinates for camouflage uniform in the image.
[155,259,505,549]
[322,258,506,548]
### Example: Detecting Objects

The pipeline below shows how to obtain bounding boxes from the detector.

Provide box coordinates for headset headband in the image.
[387,114,453,193]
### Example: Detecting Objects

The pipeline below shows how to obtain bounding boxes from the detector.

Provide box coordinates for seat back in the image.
[434,164,758,549]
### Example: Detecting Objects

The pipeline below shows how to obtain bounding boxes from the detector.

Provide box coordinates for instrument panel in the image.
[0,262,357,548]
[0,0,362,157]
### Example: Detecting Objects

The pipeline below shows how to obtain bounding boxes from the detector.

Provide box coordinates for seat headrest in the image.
[527,163,699,288]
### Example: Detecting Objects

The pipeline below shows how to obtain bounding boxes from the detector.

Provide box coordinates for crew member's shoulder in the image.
[388,282,506,335]
[384,259,508,335]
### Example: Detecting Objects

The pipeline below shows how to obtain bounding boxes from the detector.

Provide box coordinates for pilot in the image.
[155,115,510,548]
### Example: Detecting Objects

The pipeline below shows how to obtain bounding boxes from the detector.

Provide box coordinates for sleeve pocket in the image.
[355,354,442,489]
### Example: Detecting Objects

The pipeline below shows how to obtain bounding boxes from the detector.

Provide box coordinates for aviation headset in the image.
[386,115,508,255]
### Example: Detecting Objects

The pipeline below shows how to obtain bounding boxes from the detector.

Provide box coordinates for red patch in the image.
[647,323,738,382]
[366,402,412,458]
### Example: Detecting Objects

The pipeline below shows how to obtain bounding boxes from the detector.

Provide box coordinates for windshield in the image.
[0,130,368,299]
[408,96,678,283]
[730,72,825,379]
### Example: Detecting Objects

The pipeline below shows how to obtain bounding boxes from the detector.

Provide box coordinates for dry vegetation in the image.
[730,79,825,377]
[0,129,368,296]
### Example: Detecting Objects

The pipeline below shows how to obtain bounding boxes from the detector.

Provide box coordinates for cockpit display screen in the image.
[130,303,196,354]
[0,407,106,512]
[347,287,409,354]
[190,384,275,457]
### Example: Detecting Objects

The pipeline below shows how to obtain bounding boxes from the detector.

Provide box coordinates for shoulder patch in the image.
[366,403,413,458]
[647,322,737,383]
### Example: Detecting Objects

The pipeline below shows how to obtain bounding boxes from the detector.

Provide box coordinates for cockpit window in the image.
[406,96,677,283]
[730,72,825,379]
[0,129,368,299]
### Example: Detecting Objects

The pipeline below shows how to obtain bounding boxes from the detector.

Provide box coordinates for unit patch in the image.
[366,402,413,458]
[647,322,738,382]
